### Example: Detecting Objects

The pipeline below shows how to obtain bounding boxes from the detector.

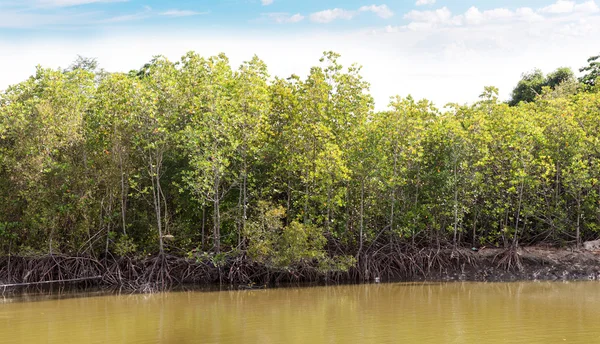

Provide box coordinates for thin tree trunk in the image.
[453,156,459,247]
[286,177,292,226]
[359,178,365,256]
[241,157,248,247]
[576,193,581,248]
[201,205,206,251]
[472,209,478,248]
[390,150,398,234]
[304,170,309,224]
[149,149,164,255]
[513,179,525,247]
[213,167,221,253]
[326,184,332,232]
[237,178,243,246]
[119,149,127,235]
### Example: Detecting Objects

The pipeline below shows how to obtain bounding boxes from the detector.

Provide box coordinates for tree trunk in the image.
[576,193,582,248]
[119,150,127,235]
[201,205,206,251]
[151,159,165,255]
[513,179,525,247]
[359,178,365,255]
[213,167,221,253]
[453,157,459,247]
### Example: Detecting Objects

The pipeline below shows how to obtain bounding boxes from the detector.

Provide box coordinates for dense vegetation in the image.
[1,52,600,286]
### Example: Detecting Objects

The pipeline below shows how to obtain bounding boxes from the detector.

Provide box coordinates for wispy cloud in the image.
[99,6,151,23]
[0,11,70,28]
[310,4,393,23]
[310,8,355,23]
[540,0,599,14]
[415,0,435,6]
[359,5,394,19]
[34,0,127,8]
[261,0,274,6]
[0,0,132,27]
[160,9,207,17]
[1,1,600,112]
[540,0,577,13]
[0,2,102,28]
[394,0,598,32]
[261,12,304,23]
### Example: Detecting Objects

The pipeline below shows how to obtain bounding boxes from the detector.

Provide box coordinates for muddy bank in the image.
[2,247,600,293]
[427,247,600,282]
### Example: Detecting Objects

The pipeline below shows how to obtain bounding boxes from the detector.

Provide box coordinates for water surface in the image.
[1,282,599,343]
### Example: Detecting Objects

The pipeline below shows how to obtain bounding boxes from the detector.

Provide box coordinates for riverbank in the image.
[429,246,600,282]
[2,246,600,292]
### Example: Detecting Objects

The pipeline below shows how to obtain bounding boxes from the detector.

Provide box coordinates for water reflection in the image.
[1,282,599,343]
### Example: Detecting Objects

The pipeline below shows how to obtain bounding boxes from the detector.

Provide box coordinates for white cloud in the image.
[261,0,274,5]
[310,4,393,23]
[515,7,544,22]
[540,0,600,14]
[463,6,543,25]
[415,0,436,6]
[404,7,460,26]
[540,0,576,13]
[403,4,553,31]
[359,5,394,19]
[574,0,600,13]
[1,1,600,111]
[34,0,126,7]
[310,8,355,23]
[558,18,596,35]
[0,5,159,27]
[2,26,599,111]
[160,10,206,17]
[262,12,304,23]
[99,6,151,23]
[0,11,70,28]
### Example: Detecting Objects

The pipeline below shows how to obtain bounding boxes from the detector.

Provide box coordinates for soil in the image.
[427,246,600,282]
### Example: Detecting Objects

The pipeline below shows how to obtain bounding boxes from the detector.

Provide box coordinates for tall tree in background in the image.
[179,53,236,253]
[231,56,270,244]
[509,68,575,106]
[131,56,180,255]
[579,54,600,88]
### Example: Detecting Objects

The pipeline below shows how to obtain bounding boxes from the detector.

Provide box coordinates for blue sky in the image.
[1,0,600,108]
[0,0,574,32]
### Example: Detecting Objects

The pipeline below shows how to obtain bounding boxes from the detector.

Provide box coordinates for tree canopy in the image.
[579,54,600,88]
[2,51,600,276]
[509,67,575,106]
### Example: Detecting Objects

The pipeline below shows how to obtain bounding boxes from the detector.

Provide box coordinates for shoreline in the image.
[2,246,600,294]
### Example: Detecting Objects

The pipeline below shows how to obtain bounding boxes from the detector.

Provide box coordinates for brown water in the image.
[1,282,600,343]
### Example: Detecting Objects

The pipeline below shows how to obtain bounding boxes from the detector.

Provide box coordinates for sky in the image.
[0,0,599,109]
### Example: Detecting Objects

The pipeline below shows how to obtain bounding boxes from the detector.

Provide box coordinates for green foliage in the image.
[275,221,326,267]
[244,201,285,263]
[64,55,98,73]
[2,51,600,272]
[245,201,328,269]
[579,54,600,88]
[509,67,575,106]
[318,255,357,273]
[546,67,575,88]
[114,234,138,256]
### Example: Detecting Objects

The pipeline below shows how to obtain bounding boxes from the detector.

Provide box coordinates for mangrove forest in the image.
[1,52,600,290]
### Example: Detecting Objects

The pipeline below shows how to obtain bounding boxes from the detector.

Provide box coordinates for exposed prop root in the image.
[0,253,346,293]
[0,255,104,289]
[361,245,465,282]
[0,244,516,292]
[495,246,523,272]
